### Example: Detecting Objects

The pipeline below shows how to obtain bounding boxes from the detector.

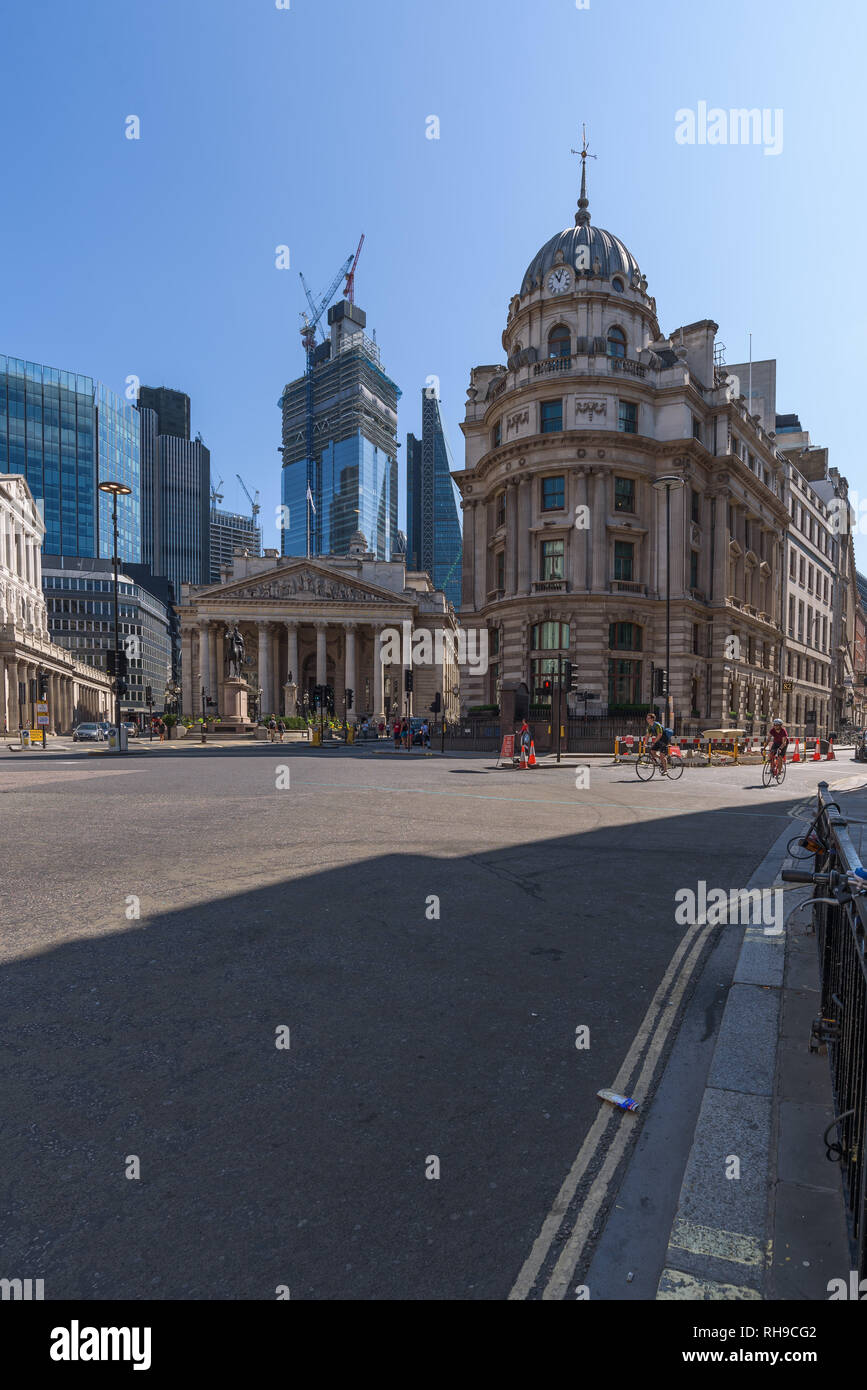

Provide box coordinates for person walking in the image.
[157,716,166,743]
[518,719,531,766]
[393,718,402,749]
[268,715,278,743]
[421,720,430,749]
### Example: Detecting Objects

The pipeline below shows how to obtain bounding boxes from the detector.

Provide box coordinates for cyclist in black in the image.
[645,711,670,775]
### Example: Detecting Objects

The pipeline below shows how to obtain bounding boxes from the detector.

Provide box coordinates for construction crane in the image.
[236,474,261,520]
[343,233,365,305]
[210,476,224,507]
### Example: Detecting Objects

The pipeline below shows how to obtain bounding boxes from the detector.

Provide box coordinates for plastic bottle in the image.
[597,1089,639,1112]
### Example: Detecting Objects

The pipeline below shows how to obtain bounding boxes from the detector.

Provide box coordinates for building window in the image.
[690,551,699,588]
[541,475,565,511]
[609,622,642,651]
[495,491,506,528]
[614,476,635,512]
[540,400,563,433]
[541,539,565,581]
[692,415,702,441]
[548,325,571,359]
[607,326,627,359]
[608,658,642,705]
[691,488,701,523]
[532,621,570,650]
[489,628,500,657]
[612,277,625,293]
[618,400,637,434]
[495,549,505,591]
[614,540,634,581]
[492,420,501,448]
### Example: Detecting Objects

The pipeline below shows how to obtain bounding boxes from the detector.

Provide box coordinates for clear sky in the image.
[1,0,864,567]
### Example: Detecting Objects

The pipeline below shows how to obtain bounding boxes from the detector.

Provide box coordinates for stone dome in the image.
[521,222,641,294]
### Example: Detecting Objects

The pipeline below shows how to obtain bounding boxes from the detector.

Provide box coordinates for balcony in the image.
[532,579,569,594]
[610,579,647,595]
[530,354,649,381]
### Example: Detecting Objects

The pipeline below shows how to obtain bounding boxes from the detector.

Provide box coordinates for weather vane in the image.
[570,124,595,226]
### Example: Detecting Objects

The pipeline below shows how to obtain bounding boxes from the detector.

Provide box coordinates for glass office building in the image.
[137,388,210,591]
[280,300,399,559]
[406,388,462,609]
[0,356,140,563]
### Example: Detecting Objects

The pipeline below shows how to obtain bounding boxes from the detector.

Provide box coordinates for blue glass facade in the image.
[0,355,140,563]
[406,390,462,608]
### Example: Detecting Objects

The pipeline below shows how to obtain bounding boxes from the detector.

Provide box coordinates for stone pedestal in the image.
[223,677,250,724]
[283,681,298,718]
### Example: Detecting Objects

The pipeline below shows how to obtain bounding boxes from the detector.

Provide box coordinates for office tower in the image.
[0,355,140,563]
[137,386,210,590]
[209,506,262,582]
[279,300,399,560]
[406,388,462,609]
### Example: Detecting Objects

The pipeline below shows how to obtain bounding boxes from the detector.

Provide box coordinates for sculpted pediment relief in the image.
[206,565,395,604]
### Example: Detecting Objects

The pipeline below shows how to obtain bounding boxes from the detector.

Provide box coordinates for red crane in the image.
[343,233,365,304]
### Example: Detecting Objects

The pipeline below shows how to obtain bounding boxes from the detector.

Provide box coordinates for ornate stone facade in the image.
[0,474,113,732]
[178,535,461,724]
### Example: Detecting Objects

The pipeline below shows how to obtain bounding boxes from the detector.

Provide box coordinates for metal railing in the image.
[782,780,867,1280]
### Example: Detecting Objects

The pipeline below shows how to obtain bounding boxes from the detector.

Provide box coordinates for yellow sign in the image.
[29,728,44,743]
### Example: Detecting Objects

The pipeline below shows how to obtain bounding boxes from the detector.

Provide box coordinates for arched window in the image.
[607,326,627,359]
[548,325,571,359]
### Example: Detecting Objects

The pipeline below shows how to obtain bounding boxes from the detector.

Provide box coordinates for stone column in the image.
[506,480,519,597]
[573,468,589,593]
[271,625,281,713]
[518,477,532,596]
[372,625,384,718]
[214,627,224,714]
[0,656,7,735]
[11,660,23,731]
[591,470,607,591]
[461,502,475,609]
[199,623,212,702]
[345,623,357,718]
[286,622,299,685]
[181,625,194,715]
[258,623,271,717]
[49,673,59,732]
[473,502,487,609]
[315,622,327,686]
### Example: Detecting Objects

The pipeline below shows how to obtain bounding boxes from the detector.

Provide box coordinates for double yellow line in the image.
[509,914,717,1300]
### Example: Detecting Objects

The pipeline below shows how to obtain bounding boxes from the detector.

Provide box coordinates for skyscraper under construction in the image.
[279,299,399,560]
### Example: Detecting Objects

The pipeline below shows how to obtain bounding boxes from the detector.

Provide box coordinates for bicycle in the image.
[636,745,684,781]
[761,747,787,787]
[785,796,841,861]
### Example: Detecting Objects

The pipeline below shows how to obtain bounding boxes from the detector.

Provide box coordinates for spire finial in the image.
[570,124,596,226]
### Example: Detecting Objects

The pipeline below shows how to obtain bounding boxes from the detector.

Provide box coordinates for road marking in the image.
[509,916,714,1300]
[668,1218,769,1267]
[657,1268,762,1300]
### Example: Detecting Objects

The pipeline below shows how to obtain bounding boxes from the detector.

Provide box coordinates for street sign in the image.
[35,701,49,728]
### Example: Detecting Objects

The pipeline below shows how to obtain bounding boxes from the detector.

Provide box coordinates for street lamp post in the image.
[98,479,132,754]
[652,475,686,730]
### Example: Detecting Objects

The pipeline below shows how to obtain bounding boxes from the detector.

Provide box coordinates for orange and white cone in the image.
[518,743,527,769]
[792,739,801,763]
[826,737,835,761]
[528,740,537,767]
[812,739,821,762]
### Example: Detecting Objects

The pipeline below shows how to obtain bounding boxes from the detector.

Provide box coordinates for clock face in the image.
[547,267,573,295]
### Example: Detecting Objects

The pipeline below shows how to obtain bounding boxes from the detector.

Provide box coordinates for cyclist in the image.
[645,711,670,775]
[764,718,789,777]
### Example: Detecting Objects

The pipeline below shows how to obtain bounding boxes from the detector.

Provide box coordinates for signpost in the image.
[35,700,49,750]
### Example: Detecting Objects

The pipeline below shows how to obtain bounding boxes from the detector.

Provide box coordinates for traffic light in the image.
[570,665,580,692]
[37,671,49,698]
[430,691,442,714]
[145,686,153,705]
[562,661,573,690]
[346,688,354,709]
[653,668,669,697]
[404,669,414,693]
[541,678,552,696]
[116,679,129,697]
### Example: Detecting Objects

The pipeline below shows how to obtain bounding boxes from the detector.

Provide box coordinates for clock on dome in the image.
[547,266,573,295]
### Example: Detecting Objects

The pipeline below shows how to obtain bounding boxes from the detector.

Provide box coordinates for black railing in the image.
[782,780,867,1280]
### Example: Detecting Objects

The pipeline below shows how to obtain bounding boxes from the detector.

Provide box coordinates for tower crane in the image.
[210,476,224,507]
[236,474,261,520]
[343,233,365,305]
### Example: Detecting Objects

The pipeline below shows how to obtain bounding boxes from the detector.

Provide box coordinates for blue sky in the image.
[1,0,864,567]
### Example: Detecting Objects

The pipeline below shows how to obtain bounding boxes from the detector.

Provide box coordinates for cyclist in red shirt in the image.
[764,718,789,777]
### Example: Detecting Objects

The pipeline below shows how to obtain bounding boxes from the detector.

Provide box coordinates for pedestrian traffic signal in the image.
[541,678,552,694]
[404,669,414,693]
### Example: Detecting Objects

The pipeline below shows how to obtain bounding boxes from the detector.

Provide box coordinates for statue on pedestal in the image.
[225,624,246,680]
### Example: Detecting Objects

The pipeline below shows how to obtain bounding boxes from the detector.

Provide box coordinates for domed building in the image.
[454,147,795,739]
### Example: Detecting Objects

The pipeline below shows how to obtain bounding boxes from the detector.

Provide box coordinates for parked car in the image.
[72,722,102,742]
[125,722,139,738]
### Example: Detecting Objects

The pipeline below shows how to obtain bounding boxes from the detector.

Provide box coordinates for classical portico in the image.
[178,538,461,724]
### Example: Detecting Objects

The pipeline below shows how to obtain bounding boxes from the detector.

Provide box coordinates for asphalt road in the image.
[0,741,849,1299]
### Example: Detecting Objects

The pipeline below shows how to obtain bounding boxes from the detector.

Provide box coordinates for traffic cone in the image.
[518,743,527,769]
[528,740,537,767]
[826,737,835,761]
[812,739,821,762]
[792,739,801,763]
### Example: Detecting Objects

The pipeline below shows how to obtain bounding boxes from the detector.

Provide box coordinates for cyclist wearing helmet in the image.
[764,718,789,776]
[645,710,670,775]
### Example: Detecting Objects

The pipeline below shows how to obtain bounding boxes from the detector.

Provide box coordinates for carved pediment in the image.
[199,562,400,605]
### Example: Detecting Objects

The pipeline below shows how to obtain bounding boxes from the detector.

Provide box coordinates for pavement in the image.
[0,741,860,1300]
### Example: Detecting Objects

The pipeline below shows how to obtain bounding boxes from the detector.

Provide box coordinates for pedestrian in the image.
[393,718,402,749]
[278,719,285,744]
[421,720,429,748]
[378,719,385,739]
[518,719,531,765]
[268,715,278,743]
[157,717,165,742]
